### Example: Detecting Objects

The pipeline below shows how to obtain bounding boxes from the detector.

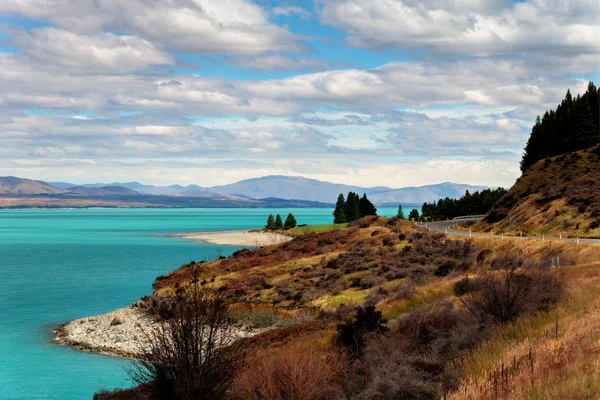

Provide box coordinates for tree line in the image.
[265,213,297,230]
[520,81,599,172]
[420,187,507,221]
[333,192,377,223]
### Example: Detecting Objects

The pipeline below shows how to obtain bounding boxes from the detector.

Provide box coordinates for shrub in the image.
[232,340,347,400]
[336,305,388,357]
[128,277,245,400]
[461,253,564,323]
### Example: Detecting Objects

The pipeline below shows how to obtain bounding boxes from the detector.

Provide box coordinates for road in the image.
[418,217,600,245]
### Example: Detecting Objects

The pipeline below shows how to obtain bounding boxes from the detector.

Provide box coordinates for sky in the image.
[0,0,598,189]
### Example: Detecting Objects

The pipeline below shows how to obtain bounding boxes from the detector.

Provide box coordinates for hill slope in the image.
[210,175,486,204]
[0,177,66,195]
[475,144,600,237]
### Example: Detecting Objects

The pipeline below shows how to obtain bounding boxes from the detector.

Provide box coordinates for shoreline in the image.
[52,305,268,359]
[172,229,292,247]
[51,306,152,359]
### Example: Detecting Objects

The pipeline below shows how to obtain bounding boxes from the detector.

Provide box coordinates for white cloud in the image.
[0,0,300,54]
[318,0,600,72]
[11,27,172,73]
[273,6,312,19]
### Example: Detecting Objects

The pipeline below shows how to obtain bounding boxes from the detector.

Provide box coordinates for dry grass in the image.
[449,274,600,400]
[379,277,458,320]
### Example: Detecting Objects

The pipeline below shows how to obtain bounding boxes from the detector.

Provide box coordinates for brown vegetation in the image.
[475,144,600,238]
[100,216,598,399]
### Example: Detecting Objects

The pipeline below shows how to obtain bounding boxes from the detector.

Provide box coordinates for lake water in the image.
[0,207,400,399]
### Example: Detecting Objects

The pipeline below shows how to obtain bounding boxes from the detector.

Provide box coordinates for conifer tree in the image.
[345,192,361,222]
[359,193,377,217]
[396,204,405,219]
[283,213,297,230]
[265,214,276,230]
[520,82,599,172]
[408,209,419,221]
[275,214,283,230]
[333,193,347,224]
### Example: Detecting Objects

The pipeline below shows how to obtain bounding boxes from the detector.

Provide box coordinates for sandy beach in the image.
[176,230,292,247]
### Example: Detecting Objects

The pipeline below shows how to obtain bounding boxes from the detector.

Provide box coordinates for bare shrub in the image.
[460,252,564,323]
[128,274,245,400]
[390,280,416,300]
[232,340,347,400]
[348,301,487,400]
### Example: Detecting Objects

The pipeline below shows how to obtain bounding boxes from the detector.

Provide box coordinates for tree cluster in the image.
[265,213,297,230]
[333,192,377,223]
[420,187,508,221]
[520,82,599,172]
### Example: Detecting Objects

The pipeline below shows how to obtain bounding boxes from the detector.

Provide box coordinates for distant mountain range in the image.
[0,175,488,209]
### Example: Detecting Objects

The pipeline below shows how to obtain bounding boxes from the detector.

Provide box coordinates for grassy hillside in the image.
[475,144,600,238]
[111,215,600,399]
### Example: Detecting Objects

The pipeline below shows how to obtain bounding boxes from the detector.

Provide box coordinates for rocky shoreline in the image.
[52,306,153,359]
[52,305,269,359]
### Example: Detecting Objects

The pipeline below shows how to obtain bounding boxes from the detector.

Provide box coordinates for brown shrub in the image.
[460,251,564,323]
[232,340,347,400]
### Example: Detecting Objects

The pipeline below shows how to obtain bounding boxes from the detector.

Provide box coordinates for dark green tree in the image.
[265,214,276,230]
[345,192,362,221]
[275,214,283,230]
[408,209,420,220]
[359,193,377,217]
[520,82,599,172]
[333,193,347,224]
[397,204,405,219]
[283,213,297,230]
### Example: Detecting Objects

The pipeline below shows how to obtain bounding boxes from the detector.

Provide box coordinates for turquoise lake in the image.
[0,207,400,399]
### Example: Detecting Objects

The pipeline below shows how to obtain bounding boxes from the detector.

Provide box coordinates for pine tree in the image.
[574,95,597,148]
[396,204,405,219]
[408,209,419,221]
[275,214,283,230]
[265,214,276,230]
[333,193,347,224]
[359,193,377,217]
[283,213,297,230]
[345,192,361,222]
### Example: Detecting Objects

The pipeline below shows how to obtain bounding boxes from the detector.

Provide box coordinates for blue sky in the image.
[0,0,598,188]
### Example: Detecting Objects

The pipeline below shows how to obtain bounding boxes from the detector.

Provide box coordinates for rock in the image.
[110,315,126,326]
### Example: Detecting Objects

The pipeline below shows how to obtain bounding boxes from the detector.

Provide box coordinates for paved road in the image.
[417,218,600,245]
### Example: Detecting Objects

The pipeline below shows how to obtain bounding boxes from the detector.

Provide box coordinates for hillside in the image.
[0,177,331,209]
[474,144,600,238]
[100,216,600,399]
[0,176,66,195]
[210,175,487,204]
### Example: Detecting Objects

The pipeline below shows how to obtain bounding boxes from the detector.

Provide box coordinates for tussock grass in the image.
[449,275,600,400]
[379,278,457,320]
[287,223,348,236]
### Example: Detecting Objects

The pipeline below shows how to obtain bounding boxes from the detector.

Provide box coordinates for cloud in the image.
[273,6,312,19]
[228,54,329,72]
[0,0,300,55]
[318,0,600,71]
[10,27,172,73]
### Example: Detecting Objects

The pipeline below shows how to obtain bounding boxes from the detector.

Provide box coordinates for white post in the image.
[469,229,472,238]
[490,230,493,235]
[445,228,448,234]
[543,235,545,241]
[560,233,562,239]
[577,237,579,245]
[501,233,504,239]
[520,231,523,238]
